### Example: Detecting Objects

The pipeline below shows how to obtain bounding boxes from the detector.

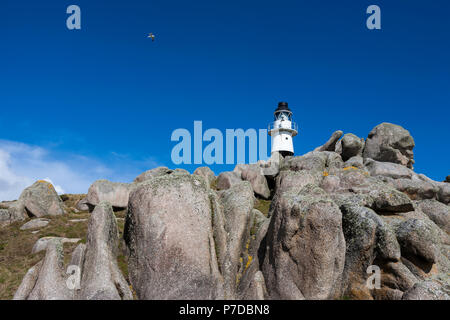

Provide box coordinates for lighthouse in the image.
[268,102,298,157]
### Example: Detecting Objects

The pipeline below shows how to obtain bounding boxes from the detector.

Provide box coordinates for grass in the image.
[0,194,130,300]
[254,199,272,217]
[60,194,86,210]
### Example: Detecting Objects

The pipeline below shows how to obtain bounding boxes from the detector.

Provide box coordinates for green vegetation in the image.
[0,194,130,300]
[254,199,272,217]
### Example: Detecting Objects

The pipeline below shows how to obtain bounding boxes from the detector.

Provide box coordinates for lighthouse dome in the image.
[274,102,292,115]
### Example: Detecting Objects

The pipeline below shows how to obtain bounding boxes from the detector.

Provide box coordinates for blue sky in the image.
[0,0,449,199]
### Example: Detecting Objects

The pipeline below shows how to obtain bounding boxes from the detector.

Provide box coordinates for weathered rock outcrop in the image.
[262,184,346,300]
[365,159,414,179]
[133,166,173,183]
[7,181,66,222]
[239,164,271,199]
[22,181,66,217]
[31,237,81,254]
[13,261,43,300]
[79,202,132,300]
[315,130,343,152]
[437,182,450,204]
[133,166,189,184]
[237,210,269,300]
[416,200,450,233]
[216,171,242,191]
[75,198,89,211]
[338,133,365,161]
[363,123,415,169]
[20,218,49,230]
[395,218,441,264]
[10,121,450,301]
[217,181,255,298]
[391,178,439,201]
[0,209,12,227]
[86,180,133,210]
[402,280,450,300]
[15,238,71,300]
[193,166,216,188]
[340,204,401,298]
[124,174,224,299]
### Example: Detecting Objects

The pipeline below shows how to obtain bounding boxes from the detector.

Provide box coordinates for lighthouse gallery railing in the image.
[268,121,298,132]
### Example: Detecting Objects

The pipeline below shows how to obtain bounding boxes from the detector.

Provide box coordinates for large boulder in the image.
[351,178,414,214]
[257,152,283,178]
[0,209,12,227]
[133,167,173,183]
[216,171,242,191]
[363,123,415,169]
[240,165,271,199]
[193,166,216,188]
[339,204,401,298]
[124,174,224,299]
[281,151,328,173]
[396,218,441,264]
[275,170,318,196]
[402,280,449,300]
[75,198,89,211]
[325,167,369,193]
[32,237,81,254]
[18,180,66,218]
[378,262,418,296]
[79,202,132,300]
[339,133,364,161]
[416,200,450,233]
[365,159,414,179]
[20,218,49,230]
[19,238,72,300]
[314,130,343,152]
[262,184,346,300]
[13,261,43,300]
[391,178,439,201]
[437,182,450,204]
[86,180,133,209]
[344,155,365,169]
[70,243,86,271]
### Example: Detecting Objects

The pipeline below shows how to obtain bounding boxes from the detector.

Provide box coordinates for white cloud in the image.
[0,140,163,202]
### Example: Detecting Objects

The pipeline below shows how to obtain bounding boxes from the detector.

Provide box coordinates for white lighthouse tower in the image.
[268,102,298,157]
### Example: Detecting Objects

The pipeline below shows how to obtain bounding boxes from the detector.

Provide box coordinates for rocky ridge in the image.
[2,122,449,300]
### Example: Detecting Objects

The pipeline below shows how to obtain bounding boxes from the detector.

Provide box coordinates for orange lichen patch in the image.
[245,255,253,271]
[343,166,358,171]
[323,171,329,177]
[37,180,54,189]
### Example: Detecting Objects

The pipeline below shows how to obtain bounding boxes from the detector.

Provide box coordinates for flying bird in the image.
[147,33,155,41]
